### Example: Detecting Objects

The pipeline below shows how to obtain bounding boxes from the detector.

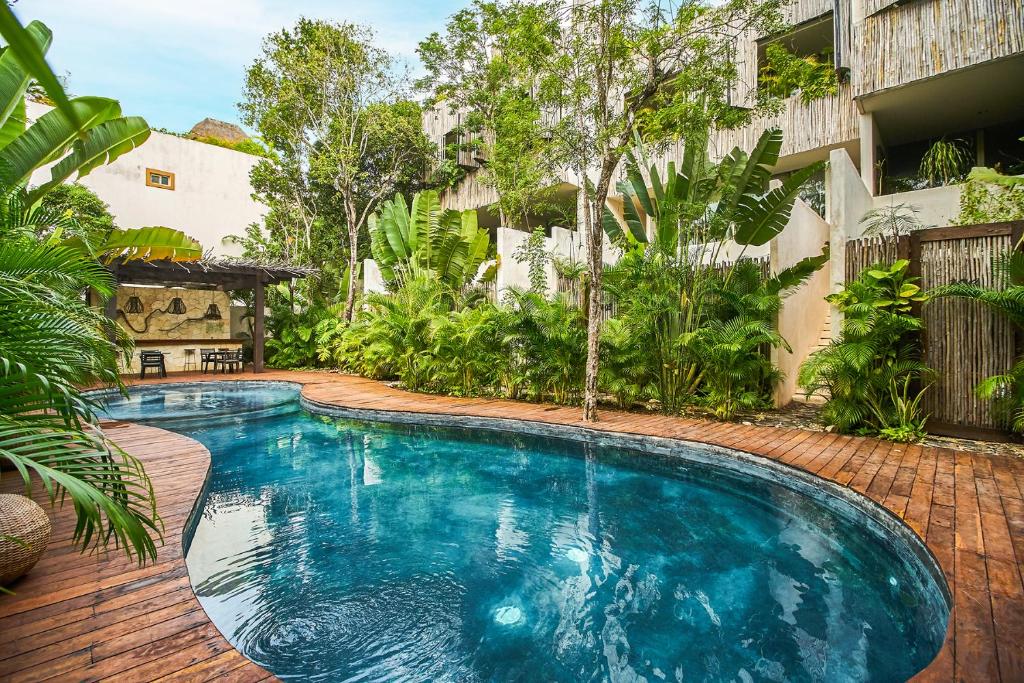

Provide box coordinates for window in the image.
[146,168,175,190]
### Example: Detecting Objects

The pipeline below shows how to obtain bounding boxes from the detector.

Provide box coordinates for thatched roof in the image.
[188,118,248,143]
[111,256,317,291]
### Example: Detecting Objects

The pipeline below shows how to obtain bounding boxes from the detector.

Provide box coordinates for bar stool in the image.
[182,348,198,372]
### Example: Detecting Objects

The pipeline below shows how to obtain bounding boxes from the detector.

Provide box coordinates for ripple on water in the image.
[100,384,950,682]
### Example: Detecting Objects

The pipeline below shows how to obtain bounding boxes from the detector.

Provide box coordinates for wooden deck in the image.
[2,369,1022,681]
[0,421,274,682]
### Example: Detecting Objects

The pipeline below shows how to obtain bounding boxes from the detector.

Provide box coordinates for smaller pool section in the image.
[101,382,951,682]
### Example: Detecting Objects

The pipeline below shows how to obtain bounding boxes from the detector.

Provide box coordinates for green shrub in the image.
[799,260,932,439]
[758,44,838,103]
[956,168,1024,225]
[191,134,272,158]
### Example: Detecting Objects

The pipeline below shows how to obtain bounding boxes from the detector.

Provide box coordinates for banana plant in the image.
[0,16,204,568]
[0,20,151,204]
[604,128,826,255]
[369,190,491,290]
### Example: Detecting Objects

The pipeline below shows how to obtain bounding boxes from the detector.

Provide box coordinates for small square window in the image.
[145,168,175,190]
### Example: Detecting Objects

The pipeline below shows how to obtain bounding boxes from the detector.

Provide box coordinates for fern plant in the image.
[799,260,932,437]
[859,202,927,243]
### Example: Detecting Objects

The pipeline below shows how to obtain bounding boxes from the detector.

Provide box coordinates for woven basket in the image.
[0,494,52,587]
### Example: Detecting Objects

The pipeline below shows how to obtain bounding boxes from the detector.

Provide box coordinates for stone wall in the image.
[116,286,240,373]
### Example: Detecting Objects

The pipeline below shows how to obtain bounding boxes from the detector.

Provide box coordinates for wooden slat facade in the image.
[853,0,1024,96]
[845,222,1024,436]
[781,0,833,26]
[2,370,1023,681]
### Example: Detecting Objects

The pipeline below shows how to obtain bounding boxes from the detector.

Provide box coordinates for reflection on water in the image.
[101,383,949,682]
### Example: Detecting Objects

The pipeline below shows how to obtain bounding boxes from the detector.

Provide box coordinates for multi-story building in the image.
[418,0,1024,403]
[427,0,1022,226]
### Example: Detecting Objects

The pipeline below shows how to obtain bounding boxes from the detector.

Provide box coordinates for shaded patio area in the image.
[104,257,315,374]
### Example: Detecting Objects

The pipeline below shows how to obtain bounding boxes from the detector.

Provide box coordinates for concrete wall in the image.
[495,227,558,299]
[363,258,387,296]
[874,184,962,229]
[827,147,875,338]
[27,102,264,258]
[696,239,771,265]
[771,199,831,406]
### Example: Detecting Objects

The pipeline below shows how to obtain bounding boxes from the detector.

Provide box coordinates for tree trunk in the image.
[343,200,359,322]
[582,164,615,422]
[582,191,602,421]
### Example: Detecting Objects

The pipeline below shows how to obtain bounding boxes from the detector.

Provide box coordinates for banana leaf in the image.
[0,96,120,188]
[0,20,48,134]
[30,115,150,201]
[0,11,77,130]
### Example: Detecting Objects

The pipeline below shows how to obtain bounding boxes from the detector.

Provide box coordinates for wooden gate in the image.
[846,222,1023,439]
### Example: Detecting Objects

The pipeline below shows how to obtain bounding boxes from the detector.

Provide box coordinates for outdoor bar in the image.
[98,257,315,374]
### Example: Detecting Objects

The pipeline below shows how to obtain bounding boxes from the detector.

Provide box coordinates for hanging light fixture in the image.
[125,295,144,314]
[204,302,223,320]
[167,297,187,315]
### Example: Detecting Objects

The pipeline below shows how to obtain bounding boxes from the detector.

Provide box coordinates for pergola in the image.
[106,257,316,372]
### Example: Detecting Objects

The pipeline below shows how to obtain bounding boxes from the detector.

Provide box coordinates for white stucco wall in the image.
[772,199,831,406]
[827,147,875,338]
[496,227,558,299]
[874,184,962,228]
[363,258,387,295]
[26,101,264,258]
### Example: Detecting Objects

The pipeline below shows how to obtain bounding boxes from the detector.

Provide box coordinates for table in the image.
[202,350,243,374]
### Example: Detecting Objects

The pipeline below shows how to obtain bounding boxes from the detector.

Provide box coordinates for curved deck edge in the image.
[0,421,275,682]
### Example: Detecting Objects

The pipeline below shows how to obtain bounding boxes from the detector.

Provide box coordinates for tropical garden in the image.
[2,0,1023,585]
[226,0,1024,446]
[0,10,201,566]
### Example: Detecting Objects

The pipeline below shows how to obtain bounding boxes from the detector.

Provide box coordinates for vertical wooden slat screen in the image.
[843,235,905,281]
[915,226,1017,433]
[845,223,1023,437]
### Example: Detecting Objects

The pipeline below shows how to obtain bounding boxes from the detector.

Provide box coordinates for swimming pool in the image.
[100,381,950,682]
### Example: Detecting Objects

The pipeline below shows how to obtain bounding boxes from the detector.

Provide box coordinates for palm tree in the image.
[0,13,202,564]
[0,237,161,560]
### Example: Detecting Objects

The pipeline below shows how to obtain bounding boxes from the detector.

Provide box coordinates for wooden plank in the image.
[0,422,273,683]
[7,369,1018,681]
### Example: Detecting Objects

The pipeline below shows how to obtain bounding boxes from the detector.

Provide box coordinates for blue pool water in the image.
[100,382,950,682]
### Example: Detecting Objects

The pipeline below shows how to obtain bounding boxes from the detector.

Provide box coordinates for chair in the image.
[182,348,198,372]
[219,350,243,374]
[139,351,166,379]
[200,348,216,373]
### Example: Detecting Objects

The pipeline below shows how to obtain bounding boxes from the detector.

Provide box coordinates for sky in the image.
[18,0,467,134]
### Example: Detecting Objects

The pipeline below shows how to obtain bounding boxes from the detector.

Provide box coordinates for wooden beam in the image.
[253,275,265,374]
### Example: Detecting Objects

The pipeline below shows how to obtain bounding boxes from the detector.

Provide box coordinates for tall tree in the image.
[417,0,564,227]
[241,19,432,320]
[539,0,783,421]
